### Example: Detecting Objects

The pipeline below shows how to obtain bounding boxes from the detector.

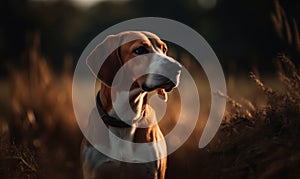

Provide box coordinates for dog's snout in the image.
[164,55,181,69]
[141,54,182,92]
[172,60,182,72]
[165,57,182,76]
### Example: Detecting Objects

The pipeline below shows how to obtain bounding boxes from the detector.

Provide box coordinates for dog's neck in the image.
[99,83,164,144]
[99,83,158,128]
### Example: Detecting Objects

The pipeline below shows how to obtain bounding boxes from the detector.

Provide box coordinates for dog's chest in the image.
[107,126,166,161]
[107,127,136,160]
[82,126,166,179]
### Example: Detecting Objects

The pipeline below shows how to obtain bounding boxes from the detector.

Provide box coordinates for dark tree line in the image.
[1,0,300,76]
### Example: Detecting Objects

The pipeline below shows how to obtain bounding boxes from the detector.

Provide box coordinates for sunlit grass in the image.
[1,34,81,178]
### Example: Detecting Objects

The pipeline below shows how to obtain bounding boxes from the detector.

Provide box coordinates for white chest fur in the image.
[82,107,167,179]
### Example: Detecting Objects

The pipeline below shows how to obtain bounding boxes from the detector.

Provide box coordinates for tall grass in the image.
[271,0,300,52]
[216,54,300,178]
[212,1,300,178]
[222,0,300,135]
[1,33,82,178]
[249,54,300,134]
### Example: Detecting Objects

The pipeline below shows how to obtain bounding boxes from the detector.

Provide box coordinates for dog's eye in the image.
[134,47,149,55]
[162,47,167,53]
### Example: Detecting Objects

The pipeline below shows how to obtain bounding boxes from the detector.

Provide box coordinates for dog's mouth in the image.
[141,74,179,92]
[142,80,175,92]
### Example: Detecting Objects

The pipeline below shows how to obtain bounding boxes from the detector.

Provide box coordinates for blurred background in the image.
[1,0,300,76]
[1,0,300,178]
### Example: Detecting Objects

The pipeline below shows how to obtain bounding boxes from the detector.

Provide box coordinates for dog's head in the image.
[87,31,182,99]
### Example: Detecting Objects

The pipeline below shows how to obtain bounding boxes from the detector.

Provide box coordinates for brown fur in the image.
[82,31,171,179]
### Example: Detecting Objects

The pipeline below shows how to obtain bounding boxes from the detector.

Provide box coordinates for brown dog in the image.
[81,31,182,179]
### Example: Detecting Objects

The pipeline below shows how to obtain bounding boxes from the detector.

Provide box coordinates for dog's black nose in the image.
[142,83,154,92]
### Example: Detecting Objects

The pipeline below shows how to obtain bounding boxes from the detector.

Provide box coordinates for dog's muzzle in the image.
[142,54,182,92]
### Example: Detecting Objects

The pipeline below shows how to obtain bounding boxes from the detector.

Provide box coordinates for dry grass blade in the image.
[10,144,38,173]
[272,0,300,52]
[293,18,300,52]
[276,54,300,98]
[249,72,274,96]
[271,0,284,39]
[278,54,296,71]
[271,0,290,41]
[0,137,38,178]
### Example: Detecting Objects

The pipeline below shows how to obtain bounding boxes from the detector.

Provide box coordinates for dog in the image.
[81,31,182,179]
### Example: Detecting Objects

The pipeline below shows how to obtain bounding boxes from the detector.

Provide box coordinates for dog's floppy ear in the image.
[86,34,123,87]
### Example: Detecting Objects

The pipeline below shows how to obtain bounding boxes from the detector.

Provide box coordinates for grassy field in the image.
[1,41,300,179]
